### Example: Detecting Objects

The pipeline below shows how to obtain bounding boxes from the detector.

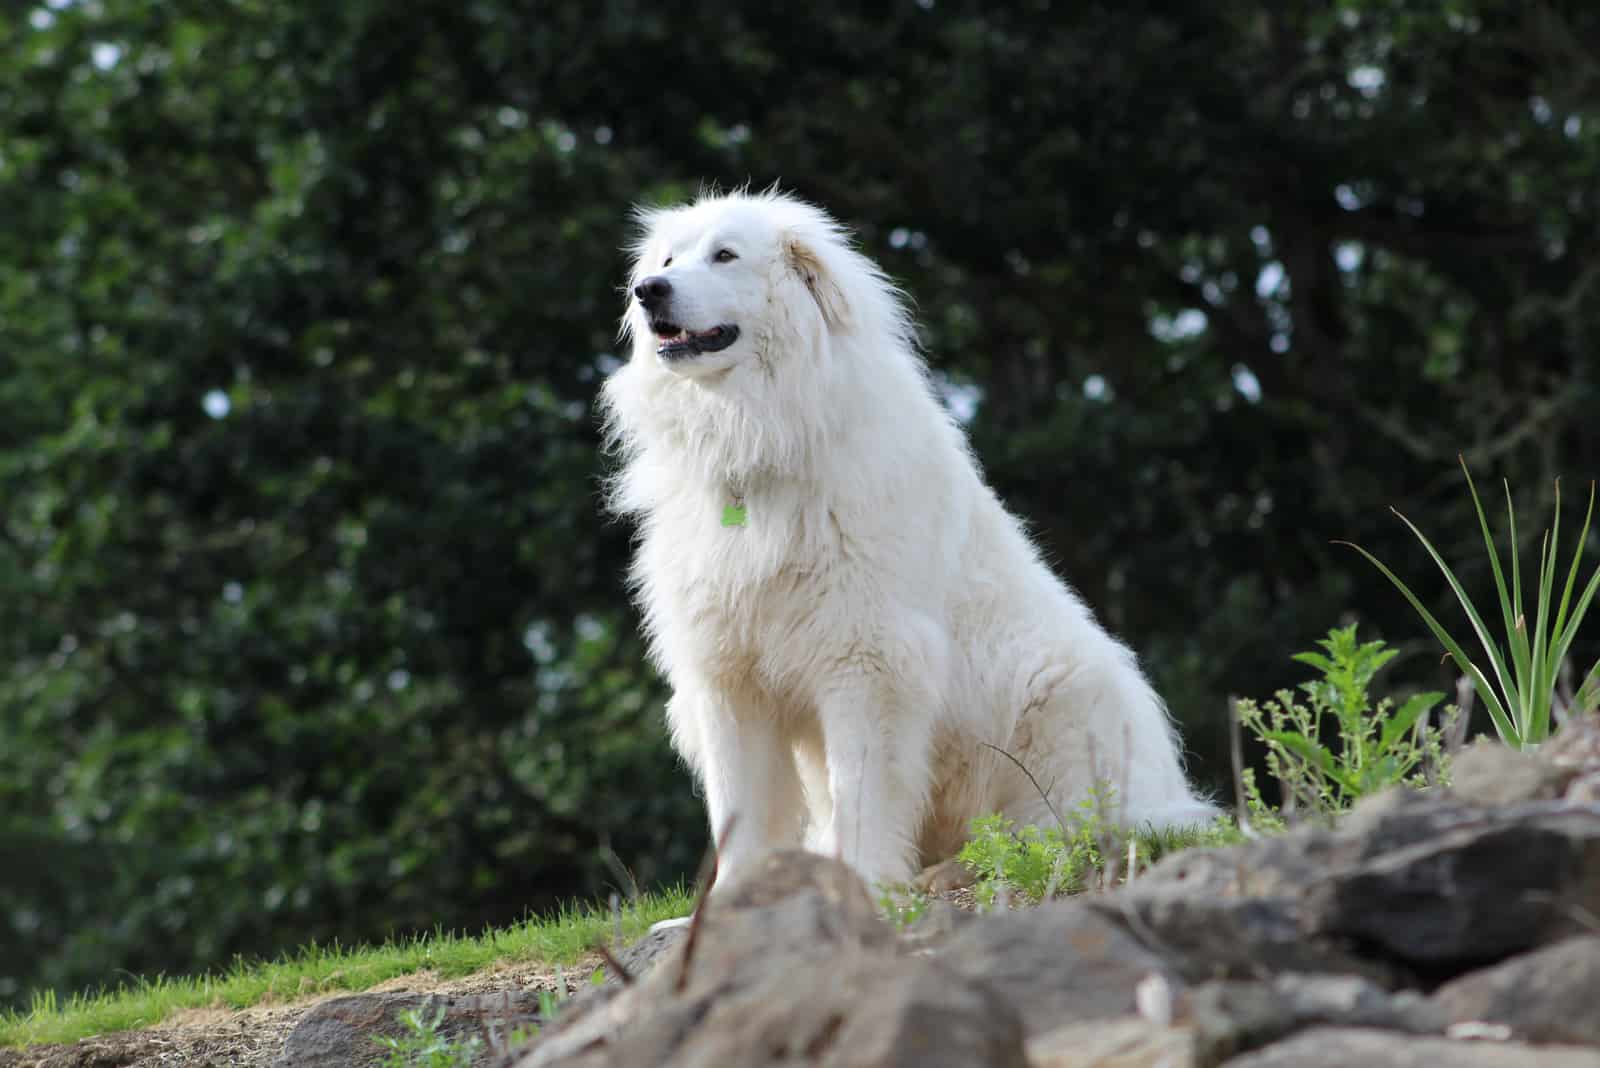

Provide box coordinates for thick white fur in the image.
[602,189,1215,892]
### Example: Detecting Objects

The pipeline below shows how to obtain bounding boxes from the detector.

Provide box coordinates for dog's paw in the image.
[913,857,975,894]
[648,915,694,934]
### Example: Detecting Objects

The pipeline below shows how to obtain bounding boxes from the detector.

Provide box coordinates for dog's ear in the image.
[785,234,852,331]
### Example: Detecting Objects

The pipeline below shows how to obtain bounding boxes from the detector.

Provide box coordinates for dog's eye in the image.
[713,249,738,264]
[663,256,673,267]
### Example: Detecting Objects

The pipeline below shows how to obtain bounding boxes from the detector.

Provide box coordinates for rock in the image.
[1134,817,1355,901]
[1094,888,1402,988]
[1189,974,1447,1067]
[1303,796,1600,971]
[1450,738,1570,805]
[1132,788,1600,979]
[274,991,544,1067]
[669,850,896,990]
[896,898,978,956]
[1026,1017,1192,1068]
[516,850,937,1067]
[935,897,1179,1034]
[1548,720,1600,802]
[611,923,686,983]
[1431,936,1600,1046]
[599,953,1028,1068]
[499,752,1600,1067]
[715,849,890,914]
[1217,1026,1600,1067]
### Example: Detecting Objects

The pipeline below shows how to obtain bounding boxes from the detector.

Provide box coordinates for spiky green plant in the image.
[1343,458,1600,750]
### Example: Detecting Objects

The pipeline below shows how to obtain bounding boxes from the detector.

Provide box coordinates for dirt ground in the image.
[0,957,600,1068]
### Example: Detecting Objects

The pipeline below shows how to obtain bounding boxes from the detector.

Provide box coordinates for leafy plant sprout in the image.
[1234,625,1453,823]
[1342,457,1600,750]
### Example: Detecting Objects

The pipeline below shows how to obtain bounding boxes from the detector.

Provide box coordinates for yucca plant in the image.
[1342,457,1600,751]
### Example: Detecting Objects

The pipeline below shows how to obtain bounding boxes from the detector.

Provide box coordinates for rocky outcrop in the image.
[269,727,1600,1067]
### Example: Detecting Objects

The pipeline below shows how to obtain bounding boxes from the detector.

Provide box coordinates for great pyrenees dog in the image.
[601,189,1214,895]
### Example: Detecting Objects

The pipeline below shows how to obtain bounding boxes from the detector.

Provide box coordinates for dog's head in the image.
[622,190,864,378]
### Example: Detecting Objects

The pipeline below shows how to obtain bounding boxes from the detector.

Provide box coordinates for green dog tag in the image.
[721,503,748,527]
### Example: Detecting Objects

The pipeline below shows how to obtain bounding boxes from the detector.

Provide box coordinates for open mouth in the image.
[651,322,740,359]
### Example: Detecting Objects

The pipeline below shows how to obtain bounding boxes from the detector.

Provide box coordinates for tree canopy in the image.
[2,0,1597,1005]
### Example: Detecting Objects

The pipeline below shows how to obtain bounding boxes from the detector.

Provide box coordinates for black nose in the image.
[633,275,672,307]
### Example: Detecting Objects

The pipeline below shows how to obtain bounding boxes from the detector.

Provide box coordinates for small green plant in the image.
[1236,624,1452,821]
[959,814,1077,905]
[876,886,931,930]
[1344,458,1600,750]
[957,792,1240,906]
[537,986,562,1024]
[376,1005,483,1068]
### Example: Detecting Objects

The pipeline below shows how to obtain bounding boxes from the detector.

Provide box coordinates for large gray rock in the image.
[1131,789,1600,978]
[936,897,1179,1032]
[1093,887,1402,988]
[1218,1026,1600,1067]
[1431,936,1600,1046]
[610,923,686,983]
[595,953,1026,1068]
[1449,737,1572,805]
[275,991,544,1067]
[516,850,1027,1067]
[1189,974,1447,1067]
[1026,1017,1192,1068]
[1303,796,1600,969]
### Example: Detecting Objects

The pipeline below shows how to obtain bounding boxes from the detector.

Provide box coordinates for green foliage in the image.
[1237,625,1453,821]
[377,1006,483,1068]
[1346,461,1600,750]
[960,815,1074,905]
[4,0,1600,1008]
[373,995,545,1068]
[876,887,930,931]
[957,802,1242,906]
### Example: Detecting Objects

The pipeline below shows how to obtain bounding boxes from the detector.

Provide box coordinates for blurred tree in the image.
[2,0,1597,1004]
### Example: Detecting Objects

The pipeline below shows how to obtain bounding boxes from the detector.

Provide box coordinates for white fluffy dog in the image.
[601,189,1214,893]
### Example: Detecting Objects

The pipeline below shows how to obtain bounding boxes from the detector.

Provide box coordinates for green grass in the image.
[956,805,1244,907]
[0,885,695,1049]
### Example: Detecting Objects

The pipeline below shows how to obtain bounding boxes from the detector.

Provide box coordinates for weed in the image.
[376,1005,482,1068]
[1236,624,1454,821]
[1344,458,1600,750]
[374,963,590,1067]
[957,793,1240,906]
[877,887,931,930]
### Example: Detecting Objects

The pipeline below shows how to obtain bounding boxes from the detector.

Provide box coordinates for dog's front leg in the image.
[681,698,804,890]
[815,676,930,889]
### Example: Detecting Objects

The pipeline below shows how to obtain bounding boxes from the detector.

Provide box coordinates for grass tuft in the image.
[957,803,1243,906]
[1343,458,1600,749]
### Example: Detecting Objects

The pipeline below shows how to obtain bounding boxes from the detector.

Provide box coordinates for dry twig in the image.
[675,813,739,994]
